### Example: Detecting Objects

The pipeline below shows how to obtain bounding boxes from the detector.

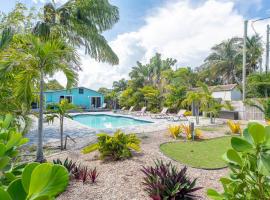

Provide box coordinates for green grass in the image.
[160,137,232,169]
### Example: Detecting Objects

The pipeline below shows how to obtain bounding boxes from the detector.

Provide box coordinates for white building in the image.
[193,84,242,101]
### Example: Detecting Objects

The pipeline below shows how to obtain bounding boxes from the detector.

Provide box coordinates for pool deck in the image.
[27,111,226,149]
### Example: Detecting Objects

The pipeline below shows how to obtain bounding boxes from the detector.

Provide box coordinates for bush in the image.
[227,120,241,135]
[142,160,202,200]
[180,124,203,140]
[168,125,181,139]
[207,122,270,200]
[82,130,141,160]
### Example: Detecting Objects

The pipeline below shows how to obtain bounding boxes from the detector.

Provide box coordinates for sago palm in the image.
[0,34,79,162]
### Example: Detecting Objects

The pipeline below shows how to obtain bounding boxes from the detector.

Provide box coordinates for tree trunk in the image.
[195,105,199,125]
[60,116,64,150]
[210,113,214,124]
[36,68,45,162]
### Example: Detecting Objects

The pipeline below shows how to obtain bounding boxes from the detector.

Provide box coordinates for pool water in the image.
[73,114,152,129]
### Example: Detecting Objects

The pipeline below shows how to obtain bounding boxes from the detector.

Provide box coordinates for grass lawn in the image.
[160,137,232,169]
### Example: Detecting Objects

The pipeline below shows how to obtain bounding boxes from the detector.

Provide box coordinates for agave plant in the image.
[142,160,202,200]
[82,130,141,160]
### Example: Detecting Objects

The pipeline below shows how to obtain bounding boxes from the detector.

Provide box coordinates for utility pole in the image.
[266,24,269,74]
[242,20,248,102]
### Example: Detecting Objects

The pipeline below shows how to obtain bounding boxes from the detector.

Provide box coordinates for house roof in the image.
[192,84,238,92]
[44,87,103,95]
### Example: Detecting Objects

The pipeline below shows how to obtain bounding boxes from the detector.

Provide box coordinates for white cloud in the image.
[55,0,270,90]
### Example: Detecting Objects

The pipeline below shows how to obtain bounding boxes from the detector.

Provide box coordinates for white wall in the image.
[212,91,231,101]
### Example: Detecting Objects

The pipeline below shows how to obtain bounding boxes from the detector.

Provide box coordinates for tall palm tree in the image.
[28,0,119,162]
[0,34,79,162]
[204,37,242,84]
[246,35,263,75]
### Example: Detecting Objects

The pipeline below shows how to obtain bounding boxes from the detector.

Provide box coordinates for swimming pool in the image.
[72,114,152,129]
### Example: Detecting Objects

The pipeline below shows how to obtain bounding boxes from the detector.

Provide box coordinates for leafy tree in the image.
[140,86,160,112]
[247,73,270,98]
[112,78,128,92]
[246,35,263,74]
[0,35,79,162]
[46,99,78,150]
[45,79,64,90]
[203,37,242,84]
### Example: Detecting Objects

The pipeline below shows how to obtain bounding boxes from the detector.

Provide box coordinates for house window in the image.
[59,96,72,103]
[79,88,84,94]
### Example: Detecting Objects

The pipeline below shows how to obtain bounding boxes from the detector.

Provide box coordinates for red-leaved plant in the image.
[89,167,99,183]
[141,160,202,200]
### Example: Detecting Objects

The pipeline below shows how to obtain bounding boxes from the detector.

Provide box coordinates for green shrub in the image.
[0,162,69,199]
[207,122,270,200]
[82,130,141,160]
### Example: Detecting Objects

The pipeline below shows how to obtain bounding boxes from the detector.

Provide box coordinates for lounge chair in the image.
[151,107,168,119]
[133,107,147,116]
[122,106,134,115]
[117,107,126,113]
[167,109,188,121]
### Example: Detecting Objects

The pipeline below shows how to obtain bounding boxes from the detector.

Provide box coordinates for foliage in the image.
[88,167,99,183]
[227,120,241,135]
[45,79,64,90]
[184,110,192,116]
[141,160,202,200]
[46,99,79,150]
[180,124,203,140]
[0,114,29,185]
[0,162,69,199]
[247,73,270,98]
[139,86,160,111]
[207,123,270,200]
[82,130,141,160]
[223,101,234,111]
[53,157,76,173]
[160,137,231,169]
[168,125,181,139]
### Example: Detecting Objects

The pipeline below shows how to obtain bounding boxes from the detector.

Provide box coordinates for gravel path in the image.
[48,125,230,200]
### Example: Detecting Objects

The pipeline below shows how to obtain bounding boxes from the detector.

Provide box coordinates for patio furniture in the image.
[117,107,126,113]
[122,106,134,115]
[167,109,188,121]
[133,107,147,116]
[151,107,169,119]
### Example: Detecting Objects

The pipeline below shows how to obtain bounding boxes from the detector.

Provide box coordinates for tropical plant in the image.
[141,160,202,200]
[53,157,77,173]
[227,120,241,135]
[180,124,203,140]
[46,99,79,150]
[82,130,141,160]
[168,125,181,139]
[88,167,99,183]
[0,162,69,199]
[0,35,79,161]
[247,73,270,98]
[182,91,202,124]
[45,79,64,90]
[0,114,29,185]
[207,122,270,200]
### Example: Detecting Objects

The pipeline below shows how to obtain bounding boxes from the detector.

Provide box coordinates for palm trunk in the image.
[36,67,45,162]
[60,115,64,150]
[196,104,199,125]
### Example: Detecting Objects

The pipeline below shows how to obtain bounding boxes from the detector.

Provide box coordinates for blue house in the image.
[44,87,104,109]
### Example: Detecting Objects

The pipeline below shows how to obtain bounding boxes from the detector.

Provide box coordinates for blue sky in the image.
[3,0,270,40]
[1,0,270,89]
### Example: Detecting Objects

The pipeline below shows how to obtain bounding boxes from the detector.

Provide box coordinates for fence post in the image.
[190,121,195,141]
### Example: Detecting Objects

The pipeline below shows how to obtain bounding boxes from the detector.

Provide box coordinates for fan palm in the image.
[246,35,263,74]
[0,34,79,162]
[204,37,242,84]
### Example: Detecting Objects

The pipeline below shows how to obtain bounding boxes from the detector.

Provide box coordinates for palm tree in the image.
[46,99,78,150]
[0,35,79,162]
[204,37,242,84]
[28,0,119,162]
[246,35,263,75]
[182,91,203,124]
